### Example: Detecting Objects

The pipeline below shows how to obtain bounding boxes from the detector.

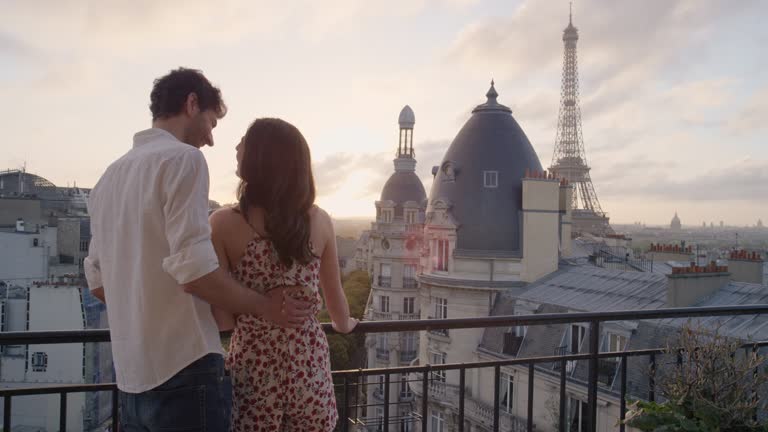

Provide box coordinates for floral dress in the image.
[227,237,337,431]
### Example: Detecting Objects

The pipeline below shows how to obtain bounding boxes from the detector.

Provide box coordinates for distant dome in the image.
[381,171,426,217]
[427,82,543,253]
[398,105,415,129]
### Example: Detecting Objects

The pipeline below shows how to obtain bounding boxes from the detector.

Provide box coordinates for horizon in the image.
[2,0,766,225]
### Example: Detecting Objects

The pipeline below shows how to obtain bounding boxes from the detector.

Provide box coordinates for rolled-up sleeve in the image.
[84,236,103,290]
[161,150,219,285]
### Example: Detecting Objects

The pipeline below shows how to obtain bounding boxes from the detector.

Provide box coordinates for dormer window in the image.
[484,170,498,188]
[436,239,450,271]
[405,209,418,224]
[381,209,393,223]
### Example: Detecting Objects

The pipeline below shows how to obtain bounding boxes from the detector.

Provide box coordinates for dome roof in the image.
[427,83,543,254]
[381,171,426,217]
[398,105,415,129]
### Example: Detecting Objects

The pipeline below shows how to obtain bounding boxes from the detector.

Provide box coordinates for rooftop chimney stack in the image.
[728,250,764,285]
[667,262,730,307]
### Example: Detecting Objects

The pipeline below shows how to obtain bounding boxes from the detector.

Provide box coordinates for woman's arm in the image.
[209,209,237,331]
[317,209,358,334]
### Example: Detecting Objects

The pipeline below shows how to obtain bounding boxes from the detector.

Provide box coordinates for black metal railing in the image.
[403,278,418,289]
[2,305,768,432]
[378,276,392,287]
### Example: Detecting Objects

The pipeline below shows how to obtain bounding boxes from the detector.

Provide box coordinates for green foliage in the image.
[320,270,371,372]
[624,324,768,431]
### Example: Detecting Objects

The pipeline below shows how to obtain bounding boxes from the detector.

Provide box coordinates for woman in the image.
[209,118,358,431]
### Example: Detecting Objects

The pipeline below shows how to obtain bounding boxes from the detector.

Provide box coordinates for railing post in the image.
[559,357,567,432]
[527,363,534,432]
[341,376,350,432]
[4,395,11,432]
[59,392,67,431]
[458,367,465,432]
[649,353,656,402]
[422,365,430,432]
[587,320,600,432]
[383,373,390,431]
[112,388,118,431]
[493,364,500,432]
[620,355,627,432]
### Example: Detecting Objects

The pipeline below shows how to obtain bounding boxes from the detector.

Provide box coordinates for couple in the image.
[84,67,358,431]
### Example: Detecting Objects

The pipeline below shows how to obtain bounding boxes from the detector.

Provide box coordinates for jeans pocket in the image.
[142,384,206,431]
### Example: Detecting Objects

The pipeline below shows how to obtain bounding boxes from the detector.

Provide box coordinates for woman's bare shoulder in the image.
[209,205,242,230]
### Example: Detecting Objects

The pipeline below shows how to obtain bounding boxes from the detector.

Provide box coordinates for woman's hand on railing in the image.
[332,317,359,334]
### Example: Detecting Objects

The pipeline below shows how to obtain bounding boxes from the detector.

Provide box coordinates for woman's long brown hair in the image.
[237,118,316,266]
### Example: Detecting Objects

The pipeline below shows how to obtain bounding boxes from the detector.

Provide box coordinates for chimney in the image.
[15,218,25,232]
[647,243,693,263]
[727,250,764,285]
[667,262,730,307]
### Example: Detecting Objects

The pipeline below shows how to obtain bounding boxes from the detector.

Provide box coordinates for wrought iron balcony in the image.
[377,276,391,287]
[403,278,418,289]
[399,349,418,363]
[426,316,449,337]
[2,305,768,432]
[376,348,390,361]
[399,313,419,320]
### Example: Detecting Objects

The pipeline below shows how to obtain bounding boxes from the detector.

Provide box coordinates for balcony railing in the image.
[378,276,391,287]
[2,305,768,432]
[400,349,418,363]
[427,316,449,337]
[403,278,418,289]
[376,348,390,361]
[399,313,419,320]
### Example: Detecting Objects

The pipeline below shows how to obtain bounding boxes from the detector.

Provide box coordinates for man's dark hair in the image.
[149,68,227,121]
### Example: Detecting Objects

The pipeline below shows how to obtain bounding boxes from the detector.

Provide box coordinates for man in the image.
[84,68,311,430]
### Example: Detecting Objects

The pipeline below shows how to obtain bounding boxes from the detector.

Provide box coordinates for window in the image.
[400,375,412,398]
[569,325,587,354]
[499,372,514,413]
[380,295,390,313]
[405,209,418,224]
[430,411,445,432]
[32,238,39,247]
[605,332,627,353]
[567,397,589,432]
[80,239,89,252]
[400,415,413,432]
[430,351,446,382]
[379,264,392,287]
[376,407,385,432]
[377,333,388,351]
[31,352,48,372]
[403,265,417,288]
[401,332,417,354]
[403,297,415,314]
[434,298,447,319]
[435,240,450,271]
[483,170,499,188]
[381,209,394,223]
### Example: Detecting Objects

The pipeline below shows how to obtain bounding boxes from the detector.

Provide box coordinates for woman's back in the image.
[219,206,340,431]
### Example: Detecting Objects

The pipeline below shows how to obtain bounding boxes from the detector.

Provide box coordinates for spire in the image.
[486,79,498,103]
[569,1,572,25]
[473,79,511,113]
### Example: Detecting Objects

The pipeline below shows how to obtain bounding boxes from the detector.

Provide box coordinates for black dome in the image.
[428,84,543,254]
[381,171,427,217]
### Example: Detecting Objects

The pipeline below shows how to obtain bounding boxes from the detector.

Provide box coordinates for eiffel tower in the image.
[549,5,613,236]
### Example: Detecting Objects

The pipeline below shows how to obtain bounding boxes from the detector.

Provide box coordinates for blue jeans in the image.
[119,354,232,431]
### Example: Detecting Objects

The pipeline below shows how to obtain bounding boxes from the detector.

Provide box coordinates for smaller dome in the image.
[398,105,415,129]
[380,171,426,218]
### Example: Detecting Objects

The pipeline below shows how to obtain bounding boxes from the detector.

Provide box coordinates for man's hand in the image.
[262,287,313,328]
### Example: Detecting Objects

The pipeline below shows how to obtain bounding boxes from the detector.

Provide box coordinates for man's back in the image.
[86,128,222,393]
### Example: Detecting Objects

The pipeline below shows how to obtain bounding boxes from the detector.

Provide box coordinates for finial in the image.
[486,79,498,103]
[569,2,572,25]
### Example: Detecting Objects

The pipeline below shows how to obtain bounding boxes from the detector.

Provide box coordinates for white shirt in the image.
[84,128,223,393]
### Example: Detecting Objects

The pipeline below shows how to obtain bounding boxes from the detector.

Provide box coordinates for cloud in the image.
[728,86,768,134]
[600,158,768,201]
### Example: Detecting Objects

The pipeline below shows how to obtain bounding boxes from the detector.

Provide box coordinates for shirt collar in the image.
[133,128,181,148]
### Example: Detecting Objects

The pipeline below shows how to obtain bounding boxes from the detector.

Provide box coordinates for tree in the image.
[625,324,768,431]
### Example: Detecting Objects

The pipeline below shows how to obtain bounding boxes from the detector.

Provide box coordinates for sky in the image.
[1,0,767,226]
